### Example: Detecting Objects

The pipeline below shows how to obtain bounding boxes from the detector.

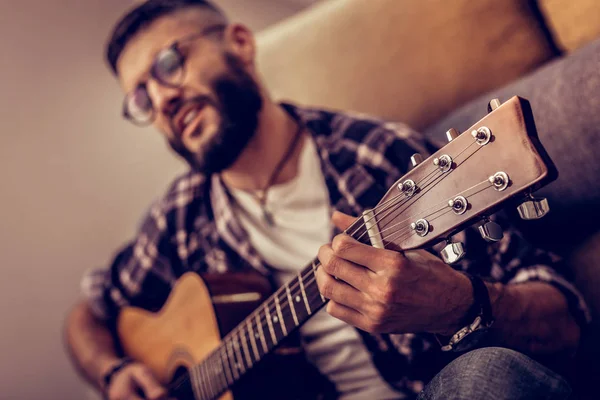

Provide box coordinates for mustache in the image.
[168,95,220,137]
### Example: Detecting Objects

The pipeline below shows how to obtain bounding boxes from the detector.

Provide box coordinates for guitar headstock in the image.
[361,96,557,258]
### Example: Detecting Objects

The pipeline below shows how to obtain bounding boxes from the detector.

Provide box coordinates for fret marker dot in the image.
[255,333,259,339]
[273,316,278,323]
[295,296,301,302]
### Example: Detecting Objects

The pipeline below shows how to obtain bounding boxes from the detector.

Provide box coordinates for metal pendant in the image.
[263,208,275,226]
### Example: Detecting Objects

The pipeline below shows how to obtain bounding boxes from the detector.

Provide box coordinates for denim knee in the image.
[417,347,571,400]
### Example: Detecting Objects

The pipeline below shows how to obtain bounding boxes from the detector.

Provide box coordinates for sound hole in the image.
[169,365,194,399]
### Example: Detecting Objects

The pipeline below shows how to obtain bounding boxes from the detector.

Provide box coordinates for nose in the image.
[146,79,183,121]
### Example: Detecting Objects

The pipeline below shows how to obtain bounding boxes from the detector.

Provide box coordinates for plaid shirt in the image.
[82,103,589,398]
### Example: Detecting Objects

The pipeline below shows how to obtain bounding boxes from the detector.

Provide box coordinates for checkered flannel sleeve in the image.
[80,201,178,320]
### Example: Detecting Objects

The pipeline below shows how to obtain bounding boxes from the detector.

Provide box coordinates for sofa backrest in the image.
[256,0,559,130]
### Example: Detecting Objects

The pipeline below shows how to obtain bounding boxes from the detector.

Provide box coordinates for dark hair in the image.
[106,0,226,75]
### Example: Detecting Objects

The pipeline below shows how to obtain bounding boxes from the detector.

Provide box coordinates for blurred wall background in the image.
[0,1,319,399]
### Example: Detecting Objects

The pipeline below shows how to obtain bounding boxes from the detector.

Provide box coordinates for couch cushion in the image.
[539,0,600,53]
[257,0,557,130]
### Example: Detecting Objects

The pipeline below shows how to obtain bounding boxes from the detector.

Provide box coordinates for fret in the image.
[246,318,260,360]
[226,339,239,380]
[196,363,209,400]
[239,327,253,368]
[182,263,335,400]
[274,292,288,336]
[300,265,325,315]
[298,270,312,315]
[312,260,326,302]
[220,346,233,386]
[255,313,268,353]
[200,362,214,400]
[264,303,278,344]
[232,334,246,374]
[190,364,203,400]
[285,282,299,326]
[207,352,226,396]
[289,274,310,323]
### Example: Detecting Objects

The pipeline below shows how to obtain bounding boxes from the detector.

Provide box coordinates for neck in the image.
[220,100,304,192]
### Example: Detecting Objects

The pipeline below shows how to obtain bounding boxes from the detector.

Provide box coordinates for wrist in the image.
[437,274,496,352]
[438,272,474,335]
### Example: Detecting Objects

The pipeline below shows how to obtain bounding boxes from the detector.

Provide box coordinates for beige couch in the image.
[257,0,600,130]
[256,0,600,395]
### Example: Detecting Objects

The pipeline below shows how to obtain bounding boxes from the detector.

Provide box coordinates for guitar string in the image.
[191,172,464,397]
[177,137,485,397]
[354,140,484,244]
[184,141,482,397]
[366,178,495,245]
[197,173,444,375]
[209,140,488,371]
[201,137,482,350]
[355,139,481,244]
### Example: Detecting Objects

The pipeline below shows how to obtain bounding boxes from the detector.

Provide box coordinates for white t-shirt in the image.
[229,137,399,399]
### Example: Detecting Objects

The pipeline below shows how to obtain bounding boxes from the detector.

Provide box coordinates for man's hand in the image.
[104,362,167,400]
[315,211,474,335]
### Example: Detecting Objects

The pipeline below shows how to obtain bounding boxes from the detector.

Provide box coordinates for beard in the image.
[167,53,263,174]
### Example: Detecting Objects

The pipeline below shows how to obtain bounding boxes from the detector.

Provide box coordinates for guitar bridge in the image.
[362,209,384,249]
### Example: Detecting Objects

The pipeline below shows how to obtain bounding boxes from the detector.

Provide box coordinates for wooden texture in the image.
[117,273,233,400]
[256,0,556,130]
[373,96,554,250]
[116,271,329,400]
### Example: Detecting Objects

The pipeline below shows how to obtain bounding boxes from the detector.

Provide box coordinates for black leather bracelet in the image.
[437,273,495,352]
[102,357,134,389]
[464,273,494,325]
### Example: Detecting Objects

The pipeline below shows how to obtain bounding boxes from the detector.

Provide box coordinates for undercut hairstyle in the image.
[106,0,227,75]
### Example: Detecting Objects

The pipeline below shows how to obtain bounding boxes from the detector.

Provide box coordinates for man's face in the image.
[117,10,263,173]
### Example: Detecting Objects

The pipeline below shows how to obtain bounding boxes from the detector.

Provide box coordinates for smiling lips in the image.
[175,102,206,139]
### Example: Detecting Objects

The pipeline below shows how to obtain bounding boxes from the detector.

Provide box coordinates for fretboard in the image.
[185,219,368,400]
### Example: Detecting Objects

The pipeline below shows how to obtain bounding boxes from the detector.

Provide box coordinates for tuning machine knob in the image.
[478,219,503,242]
[446,128,459,142]
[517,195,550,220]
[410,153,424,168]
[440,240,466,264]
[488,98,501,113]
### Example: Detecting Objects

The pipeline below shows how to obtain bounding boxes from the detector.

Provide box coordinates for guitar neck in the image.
[185,219,368,399]
[166,96,556,400]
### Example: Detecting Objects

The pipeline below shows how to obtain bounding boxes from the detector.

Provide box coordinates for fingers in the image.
[326,300,385,333]
[330,233,406,273]
[132,366,168,400]
[106,364,167,400]
[315,265,368,312]
[318,243,373,292]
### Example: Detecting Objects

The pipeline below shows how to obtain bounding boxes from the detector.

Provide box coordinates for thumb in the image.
[133,367,167,400]
[331,210,358,232]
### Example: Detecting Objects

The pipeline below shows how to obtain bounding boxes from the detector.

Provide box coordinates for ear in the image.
[223,23,256,66]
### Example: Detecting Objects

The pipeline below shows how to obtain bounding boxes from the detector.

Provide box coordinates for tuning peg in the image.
[478,219,503,242]
[488,98,501,113]
[517,195,550,220]
[446,128,459,142]
[410,153,424,168]
[440,240,466,264]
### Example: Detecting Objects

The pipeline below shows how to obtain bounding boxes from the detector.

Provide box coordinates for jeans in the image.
[417,347,572,400]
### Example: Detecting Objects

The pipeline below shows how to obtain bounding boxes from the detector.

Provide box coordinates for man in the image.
[64,1,589,399]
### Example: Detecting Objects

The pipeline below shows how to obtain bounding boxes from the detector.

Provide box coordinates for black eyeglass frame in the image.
[121,24,227,126]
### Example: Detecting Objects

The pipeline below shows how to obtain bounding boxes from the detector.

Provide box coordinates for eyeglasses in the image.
[122,24,226,126]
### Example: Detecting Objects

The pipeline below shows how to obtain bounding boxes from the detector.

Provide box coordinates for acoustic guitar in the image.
[117,96,557,399]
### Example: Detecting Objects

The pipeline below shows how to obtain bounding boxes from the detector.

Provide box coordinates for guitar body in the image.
[117,271,335,400]
[115,97,556,400]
